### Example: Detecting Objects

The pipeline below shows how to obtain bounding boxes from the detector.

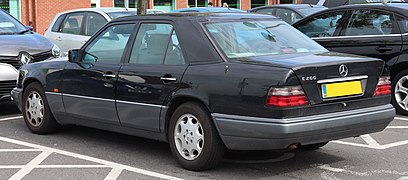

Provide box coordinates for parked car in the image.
[12,13,395,170]
[171,7,246,13]
[45,8,164,55]
[0,9,60,102]
[301,0,405,8]
[249,4,327,24]
[293,3,408,115]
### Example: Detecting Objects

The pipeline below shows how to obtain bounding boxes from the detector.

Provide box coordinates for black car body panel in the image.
[12,13,394,152]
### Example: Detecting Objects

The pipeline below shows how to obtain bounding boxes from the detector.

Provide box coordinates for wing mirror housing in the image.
[68,49,79,63]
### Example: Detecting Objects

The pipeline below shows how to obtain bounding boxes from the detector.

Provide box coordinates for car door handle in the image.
[376,47,393,53]
[160,77,177,82]
[103,74,116,78]
[56,37,62,41]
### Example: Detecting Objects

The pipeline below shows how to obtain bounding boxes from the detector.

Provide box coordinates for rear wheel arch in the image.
[164,96,212,138]
[390,62,408,79]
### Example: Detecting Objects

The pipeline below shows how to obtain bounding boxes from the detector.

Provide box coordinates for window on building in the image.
[251,0,266,9]
[114,0,137,8]
[188,0,208,7]
[280,0,294,4]
[154,0,174,12]
[0,0,10,12]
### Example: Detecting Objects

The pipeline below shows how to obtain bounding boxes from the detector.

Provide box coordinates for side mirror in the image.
[26,26,33,31]
[68,49,79,63]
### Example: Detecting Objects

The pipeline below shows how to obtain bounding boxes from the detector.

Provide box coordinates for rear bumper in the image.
[212,104,395,150]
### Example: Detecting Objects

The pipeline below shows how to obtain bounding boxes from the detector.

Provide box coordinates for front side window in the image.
[205,20,327,59]
[61,12,84,35]
[344,10,395,36]
[83,24,135,64]
[130,23,174,64]
[51,15,65,32]
[85,12,108,36]
[297,11,345,38]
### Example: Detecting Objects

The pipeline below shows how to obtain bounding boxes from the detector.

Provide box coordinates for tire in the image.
[300,142,329,151]
[168,102,225,171]
[392,70,408,115]
[22,82,59,134]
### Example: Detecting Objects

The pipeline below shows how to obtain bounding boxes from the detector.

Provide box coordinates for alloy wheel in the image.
[174,114,204,161]
[25,91,44,127]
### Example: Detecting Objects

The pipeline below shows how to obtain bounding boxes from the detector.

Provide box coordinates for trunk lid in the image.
[238,52,385,105]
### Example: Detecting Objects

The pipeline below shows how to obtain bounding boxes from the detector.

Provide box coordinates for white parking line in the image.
[0,116,23,121]
[0,136,183,180]
[395,117,408,121]
[386,126,408,129]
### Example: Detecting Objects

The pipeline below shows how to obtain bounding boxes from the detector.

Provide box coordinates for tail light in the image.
[267,86,309,107]
[374,76,391,96]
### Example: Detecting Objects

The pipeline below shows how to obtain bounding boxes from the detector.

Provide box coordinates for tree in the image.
[137,0,148,15]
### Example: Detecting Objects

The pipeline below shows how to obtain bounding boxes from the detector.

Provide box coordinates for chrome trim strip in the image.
[116,100,166,108]
[63,93,115,102]
[317,75,368,84]
[312,33,404,40]
[45,92,62,95]
[61,93,166,108]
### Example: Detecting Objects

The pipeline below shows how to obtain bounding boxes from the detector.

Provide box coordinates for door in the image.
[116,23,188,131]
[295,10,349,50]
[62,23,136,125]
[331,9,402,64]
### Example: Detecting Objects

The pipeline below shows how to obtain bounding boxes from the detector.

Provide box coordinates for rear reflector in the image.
[267,86,309,107]
[374,76,391,96]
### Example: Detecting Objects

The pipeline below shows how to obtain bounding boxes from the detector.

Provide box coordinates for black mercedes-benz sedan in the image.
[11,13,395,170]
[292,3,408,115]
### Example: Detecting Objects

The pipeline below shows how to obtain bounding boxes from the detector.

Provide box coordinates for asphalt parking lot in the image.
[1,101,408,180]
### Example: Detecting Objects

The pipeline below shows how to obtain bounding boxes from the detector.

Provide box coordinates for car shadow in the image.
[0,101,21,116]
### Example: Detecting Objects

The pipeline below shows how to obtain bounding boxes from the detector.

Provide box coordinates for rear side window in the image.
[275,8,302,24]
[51,14,65,32]
[61,12,84,35]
[297,10,346,38]
[85,12,108,36]
[129,23,185,65]
[345,10,396,36]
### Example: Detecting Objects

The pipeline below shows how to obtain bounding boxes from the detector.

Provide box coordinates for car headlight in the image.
[52,44,61,57]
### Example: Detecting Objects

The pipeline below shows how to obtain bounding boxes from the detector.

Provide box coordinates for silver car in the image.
[0,9,60,102]
[45,8,163,55]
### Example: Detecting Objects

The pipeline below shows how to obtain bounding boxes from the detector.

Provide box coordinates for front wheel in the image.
[392,70,408,115]
[22,82,59,134]
[168,102,224,171]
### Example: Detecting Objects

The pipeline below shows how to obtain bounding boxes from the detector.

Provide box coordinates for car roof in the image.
[325,3,408,17]
[172,7,246,12]
[59,8,136,14]
[111,12,278,22]
[252,4,326,10]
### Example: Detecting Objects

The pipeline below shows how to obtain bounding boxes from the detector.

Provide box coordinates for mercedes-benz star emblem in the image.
[339,64,348,77]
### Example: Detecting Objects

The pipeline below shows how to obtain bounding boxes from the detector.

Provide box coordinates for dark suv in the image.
[0,9,60,102]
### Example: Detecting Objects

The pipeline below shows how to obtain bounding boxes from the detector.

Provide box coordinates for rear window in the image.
[107,11,136,19]
[204,20,327,59]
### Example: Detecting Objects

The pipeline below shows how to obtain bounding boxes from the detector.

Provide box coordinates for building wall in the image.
[100,0,113,7]
[21,0,90,34]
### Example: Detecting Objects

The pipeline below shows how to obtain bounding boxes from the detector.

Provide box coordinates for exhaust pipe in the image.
[287,143,300,151]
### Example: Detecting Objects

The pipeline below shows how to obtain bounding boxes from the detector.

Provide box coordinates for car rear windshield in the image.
[204,20,327,58]
[107,11,137,19]
[297,7,328,16]
[0,10,27,34]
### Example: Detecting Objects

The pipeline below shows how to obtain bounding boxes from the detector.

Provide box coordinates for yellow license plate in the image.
[322,81,363,98]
